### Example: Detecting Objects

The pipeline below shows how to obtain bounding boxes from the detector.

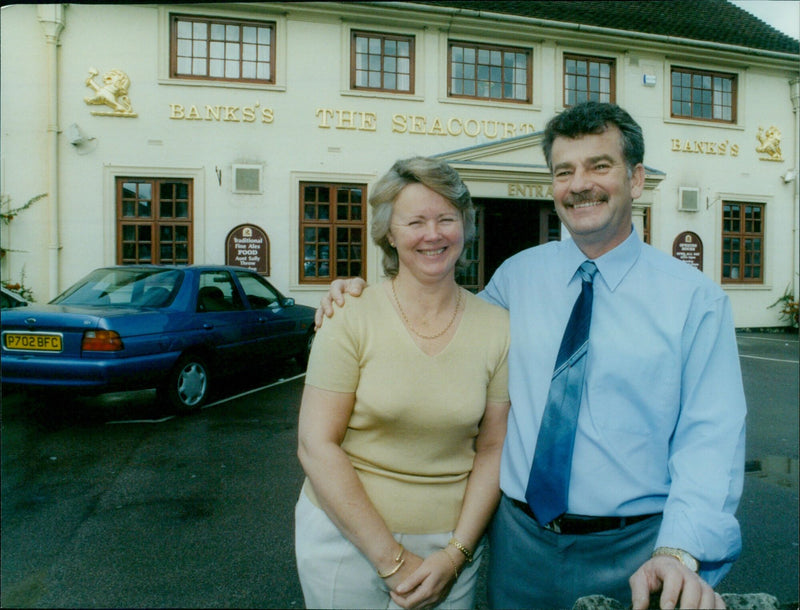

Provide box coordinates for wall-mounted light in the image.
[781,168,797,183]
[67,123,88,145]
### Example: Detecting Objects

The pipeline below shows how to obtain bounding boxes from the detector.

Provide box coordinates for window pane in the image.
[671,67,735,122]
[352,32,413,92]
[721,201,763,284]
[172,17,273,83]
[117,179,192,265]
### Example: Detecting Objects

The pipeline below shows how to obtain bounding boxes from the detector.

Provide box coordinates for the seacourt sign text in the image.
[168,103,536,139]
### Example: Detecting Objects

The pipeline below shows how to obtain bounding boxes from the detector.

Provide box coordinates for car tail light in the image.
[82,330,123,352]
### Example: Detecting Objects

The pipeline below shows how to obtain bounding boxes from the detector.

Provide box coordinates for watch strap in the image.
[652,546,699,572]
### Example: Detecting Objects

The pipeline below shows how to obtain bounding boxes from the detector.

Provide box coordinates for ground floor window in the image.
[117,178,193,265]
[722,201,764,283]
[642,206,651,244]
[299,182,367,283]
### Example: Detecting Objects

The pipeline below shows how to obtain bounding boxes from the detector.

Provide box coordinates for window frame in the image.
[447,40,532,104]
[350,30,415,94]
[170,14,276,84]
[299,182,367,284]
[721,201,764,284]
[670,66,737,124]
[563,53,616,107]
[116,177,194,265]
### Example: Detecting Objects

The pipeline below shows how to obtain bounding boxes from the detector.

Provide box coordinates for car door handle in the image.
[203,323,214,330]
[257,317,268,323]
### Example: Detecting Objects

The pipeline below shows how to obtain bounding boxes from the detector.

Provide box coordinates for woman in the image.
[295,157,510,609]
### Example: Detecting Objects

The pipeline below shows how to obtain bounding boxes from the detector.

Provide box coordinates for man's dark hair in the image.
[542,102,644,173]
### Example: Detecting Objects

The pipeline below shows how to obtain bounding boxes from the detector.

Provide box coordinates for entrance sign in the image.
[226,224,269,275]
[672,231,703,271]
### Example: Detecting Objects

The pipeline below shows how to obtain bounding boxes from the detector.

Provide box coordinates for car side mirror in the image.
[280,297,295,307]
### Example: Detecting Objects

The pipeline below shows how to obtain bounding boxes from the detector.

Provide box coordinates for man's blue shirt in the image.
[481,229,746,584]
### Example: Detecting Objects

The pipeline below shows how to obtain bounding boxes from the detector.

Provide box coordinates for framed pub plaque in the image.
[226,224,269,275]
[672,231,703,271]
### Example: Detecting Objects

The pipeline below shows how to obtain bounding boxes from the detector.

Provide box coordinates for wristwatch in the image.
[652,547,699,572]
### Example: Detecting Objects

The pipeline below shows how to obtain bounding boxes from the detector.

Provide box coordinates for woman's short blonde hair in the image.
[370,156,475,277]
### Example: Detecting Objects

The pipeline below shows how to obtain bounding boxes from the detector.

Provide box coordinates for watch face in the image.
[683,553,699,572]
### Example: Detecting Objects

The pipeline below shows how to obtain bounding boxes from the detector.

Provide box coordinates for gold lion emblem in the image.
[756,126,783,161]
[84,68,137,117]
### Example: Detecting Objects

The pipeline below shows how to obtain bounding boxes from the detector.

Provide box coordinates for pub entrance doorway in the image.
[459,197,560,292]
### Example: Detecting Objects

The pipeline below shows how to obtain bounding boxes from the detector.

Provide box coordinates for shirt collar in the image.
[560,227,642,291]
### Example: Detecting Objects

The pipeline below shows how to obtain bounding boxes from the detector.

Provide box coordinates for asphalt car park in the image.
[0,331,797,608]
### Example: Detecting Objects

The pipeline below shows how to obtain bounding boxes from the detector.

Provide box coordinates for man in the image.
[317,102,746,609]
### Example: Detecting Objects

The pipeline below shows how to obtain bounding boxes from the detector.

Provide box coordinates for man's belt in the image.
[511,499,660,535]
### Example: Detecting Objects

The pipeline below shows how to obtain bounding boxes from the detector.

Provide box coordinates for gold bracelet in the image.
[448,537,474,563]
[442,548,459,580]
[377,544,405,578]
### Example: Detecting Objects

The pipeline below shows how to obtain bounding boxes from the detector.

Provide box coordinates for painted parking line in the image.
[107,415,175,425]
[201,372,306,409]
[737,335,798,344]
[739,354,799,364]
[106,372,307,424]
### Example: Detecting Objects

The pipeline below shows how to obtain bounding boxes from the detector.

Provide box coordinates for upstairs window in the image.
[564,54,614,106]
[671,67,736,123]
[171,15,275,83]
[449,41,531,103]
[351,31,414,93]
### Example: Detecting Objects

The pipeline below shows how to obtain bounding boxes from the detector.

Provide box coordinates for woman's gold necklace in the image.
[391,279,463,340]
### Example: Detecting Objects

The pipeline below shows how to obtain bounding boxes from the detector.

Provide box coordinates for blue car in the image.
[0,265,316,412]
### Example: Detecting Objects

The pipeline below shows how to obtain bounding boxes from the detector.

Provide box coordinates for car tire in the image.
[159,354,210,413]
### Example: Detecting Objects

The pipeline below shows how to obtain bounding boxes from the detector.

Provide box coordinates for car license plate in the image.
[3,332,63,352]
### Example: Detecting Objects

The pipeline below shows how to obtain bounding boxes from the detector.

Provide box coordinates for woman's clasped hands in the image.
[388,548,462,609]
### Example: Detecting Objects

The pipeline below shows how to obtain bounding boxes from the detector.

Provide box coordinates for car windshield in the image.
[52,268,183,307]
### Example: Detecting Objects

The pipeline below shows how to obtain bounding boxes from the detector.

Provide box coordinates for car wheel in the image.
[296,331,315,369]
[159,354,210,413]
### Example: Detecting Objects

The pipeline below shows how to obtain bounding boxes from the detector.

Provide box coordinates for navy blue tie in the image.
[526,260,598,525]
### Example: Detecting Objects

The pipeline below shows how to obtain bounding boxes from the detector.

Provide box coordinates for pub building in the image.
[1,1,798,327]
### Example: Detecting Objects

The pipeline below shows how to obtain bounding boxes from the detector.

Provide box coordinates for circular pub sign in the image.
[226,224,270,275]
[672,231,703,271]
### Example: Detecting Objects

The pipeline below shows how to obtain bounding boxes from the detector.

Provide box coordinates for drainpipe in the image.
[790,78,800,305]
[37,4,65,300]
